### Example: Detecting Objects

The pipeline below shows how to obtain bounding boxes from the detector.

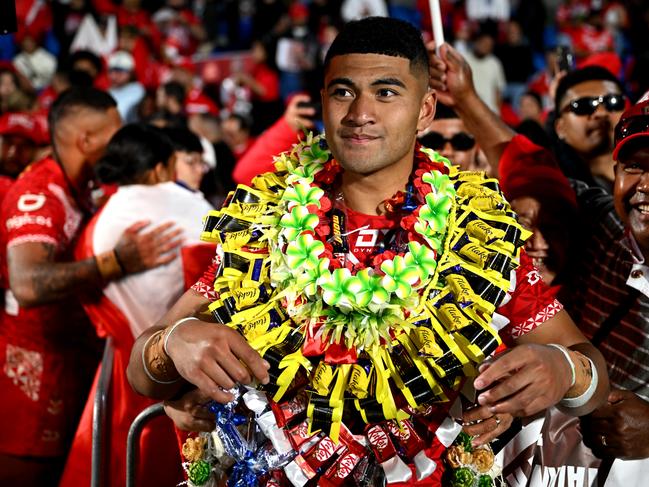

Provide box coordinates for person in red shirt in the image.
[127,18,608,486]
[0,88,182,486]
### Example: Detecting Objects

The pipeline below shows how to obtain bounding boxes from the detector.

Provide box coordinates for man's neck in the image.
[340,159,413,216]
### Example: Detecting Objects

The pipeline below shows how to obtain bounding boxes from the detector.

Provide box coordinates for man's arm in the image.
[8,220,182,307]
[427,41,515,174]
[126,288,270,403]
[474,310,609,418]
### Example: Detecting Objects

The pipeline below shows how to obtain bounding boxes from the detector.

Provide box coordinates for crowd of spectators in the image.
[0,0,649,486]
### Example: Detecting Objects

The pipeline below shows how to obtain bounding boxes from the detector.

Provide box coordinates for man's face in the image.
[614,146,649,255]
[322,53,433,176]
[108,69,131,88]
[0,134,35,177]
[423,118,477,171]
[555,80,624,158]
[83,107,122,165]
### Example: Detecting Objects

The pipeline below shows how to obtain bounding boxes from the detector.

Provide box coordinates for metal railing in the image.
[91,337,114,487]
[125,402,166,487]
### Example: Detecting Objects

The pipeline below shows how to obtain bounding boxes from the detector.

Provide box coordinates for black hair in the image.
[516,119,551,149]
[227,113,252,133]
[522,90,543,109]
[434,102,458,120]
[162,81,187,105]
[323,17,429,79]
[68,50,104,78]
[555,66,625,111]
[161,126,203,153]
[48,87,117,149]
[95,123,174,185]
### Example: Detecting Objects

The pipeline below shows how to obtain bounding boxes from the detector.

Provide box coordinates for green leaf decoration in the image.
[380,255,420,299]
[285,234,325,270]
[283,182,325,209]
[355,268,390,307]
[296,257,331,296]
[404,241,438,280]
[420,192,452,233]
[320,268,362,311]
[279,205,319,241]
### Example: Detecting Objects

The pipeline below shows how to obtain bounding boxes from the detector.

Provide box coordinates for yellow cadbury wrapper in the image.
[437,302,471,331]
[312,362,336,395]
[466,219,505,244]
[347,359,373,399]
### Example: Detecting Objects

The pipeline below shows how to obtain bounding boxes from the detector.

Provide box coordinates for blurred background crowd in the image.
[2,1,649,486]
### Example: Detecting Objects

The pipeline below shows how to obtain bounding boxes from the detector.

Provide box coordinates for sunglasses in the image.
[561,94,625,116]
[420,131,476,151]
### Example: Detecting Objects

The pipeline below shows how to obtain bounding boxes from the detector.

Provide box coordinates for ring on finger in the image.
[494,415,501,427]
[601,435,608,447]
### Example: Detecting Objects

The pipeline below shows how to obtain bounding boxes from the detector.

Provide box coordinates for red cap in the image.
[289,3,309,20]
[612,92,649,161]
[0,112,49,145]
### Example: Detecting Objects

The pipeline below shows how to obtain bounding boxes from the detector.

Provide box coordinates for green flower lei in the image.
[270,133,457,349]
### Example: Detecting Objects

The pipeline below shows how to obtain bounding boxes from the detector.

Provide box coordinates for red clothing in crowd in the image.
[250,63,280,102]
[0,158,101,458]
[232,116,300,185]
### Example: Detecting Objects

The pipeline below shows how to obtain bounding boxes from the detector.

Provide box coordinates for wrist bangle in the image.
[95,250,124,281]
[163,317,200,357]
[560,357,598,408]
[548,343,576,388]
[142,330,180,385]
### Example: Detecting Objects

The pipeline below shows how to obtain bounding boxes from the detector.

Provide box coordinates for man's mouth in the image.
[633,204,649,215]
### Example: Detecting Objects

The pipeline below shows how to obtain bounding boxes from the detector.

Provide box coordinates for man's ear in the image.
[76,130,91,156]
[555,115,565,141]
[417,90,436,133]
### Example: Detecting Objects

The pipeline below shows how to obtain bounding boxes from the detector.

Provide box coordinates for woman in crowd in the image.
[60,123,215,487]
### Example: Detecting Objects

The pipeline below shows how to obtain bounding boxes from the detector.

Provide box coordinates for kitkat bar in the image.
[287,418,320,451]
[319,442,366,486]
[302,435,344,472]
[270,390,308,428]
[385,419,425,458]
[365,424,397,463]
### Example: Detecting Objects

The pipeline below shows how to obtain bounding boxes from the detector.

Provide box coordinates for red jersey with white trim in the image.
[0,157,101,457]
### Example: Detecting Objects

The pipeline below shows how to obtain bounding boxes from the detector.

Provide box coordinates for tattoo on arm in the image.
[8,242,102,306]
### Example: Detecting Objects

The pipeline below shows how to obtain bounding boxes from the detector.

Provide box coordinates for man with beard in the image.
[554,66,626,194]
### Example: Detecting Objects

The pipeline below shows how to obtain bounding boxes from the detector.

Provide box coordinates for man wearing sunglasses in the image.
[418,103,488,172]
[554,66,626,194]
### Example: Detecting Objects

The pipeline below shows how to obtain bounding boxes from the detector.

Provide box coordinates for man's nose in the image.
[342,94,375,126]
[638,171,649,192]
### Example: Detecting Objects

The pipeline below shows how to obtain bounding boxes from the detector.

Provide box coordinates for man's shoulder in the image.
[7,159,63,195]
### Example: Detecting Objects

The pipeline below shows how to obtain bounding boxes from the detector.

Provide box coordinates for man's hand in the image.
[426,41,476,108]
[463,404,513,447]
[163,388,216,432]
[581,389,649,460]
[284,94,315,133]
[165,320,270,403]
[473,344,573,417]
[114,220,183,274]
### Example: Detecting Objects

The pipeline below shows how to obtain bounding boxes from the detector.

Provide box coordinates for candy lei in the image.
[195,133,530,485]
[273,137,456,350]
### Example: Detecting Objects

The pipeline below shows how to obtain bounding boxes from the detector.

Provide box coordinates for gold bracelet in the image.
[142,330,181,384]
[95,250,124,281]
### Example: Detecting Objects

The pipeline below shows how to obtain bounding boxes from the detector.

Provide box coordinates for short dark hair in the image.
[48,87,117,148]
[323,17,429,79]
[434,102,458,120]
[226,113,252,133]
[162,81,186,105]
[95,123,174,185]
[555,66,624,111]
[162,126,203,153]
[68,50,104,77]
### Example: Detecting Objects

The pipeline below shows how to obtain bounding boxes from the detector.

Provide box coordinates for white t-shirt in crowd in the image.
[464,51,506,112]
[92,181,213,337]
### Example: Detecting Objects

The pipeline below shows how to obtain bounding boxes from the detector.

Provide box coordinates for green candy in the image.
[479,474,494,487]
[188,460,211,485]
[456,431,474,452]
[451,467,475,487]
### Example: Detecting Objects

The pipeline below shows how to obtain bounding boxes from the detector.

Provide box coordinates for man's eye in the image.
[331,88,352,97]
[377,88,397,97]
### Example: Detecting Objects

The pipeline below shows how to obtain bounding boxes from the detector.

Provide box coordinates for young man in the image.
[0,88,182,485]
[127,18,608,485]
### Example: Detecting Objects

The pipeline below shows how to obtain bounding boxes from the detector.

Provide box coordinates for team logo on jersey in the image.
[17,193,46,212]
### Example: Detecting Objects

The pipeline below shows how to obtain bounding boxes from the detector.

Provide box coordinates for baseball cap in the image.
[613,92,649,161]
[108,51,135,72]
[0,112,49,145]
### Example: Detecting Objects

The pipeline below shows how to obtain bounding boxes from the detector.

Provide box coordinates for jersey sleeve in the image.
[190,251,221,301]
[3,183,67,251]
[498,251,564,342]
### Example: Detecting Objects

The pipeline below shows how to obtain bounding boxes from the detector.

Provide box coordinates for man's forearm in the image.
[8,242,103,307]
[453,90,516,176]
